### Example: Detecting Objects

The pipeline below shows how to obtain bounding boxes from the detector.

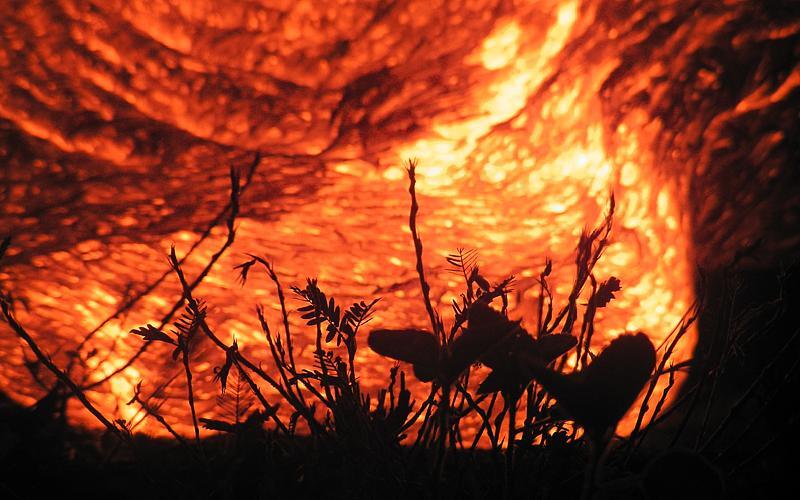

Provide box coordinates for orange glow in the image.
[3,0,794,441]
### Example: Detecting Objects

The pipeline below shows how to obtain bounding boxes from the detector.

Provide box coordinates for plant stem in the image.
[406,159,438,336]
[1,299,128,441]
[506,396,517,498]
[181,345,201,445]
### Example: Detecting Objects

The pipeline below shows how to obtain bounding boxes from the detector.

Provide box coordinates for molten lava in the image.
[1,0,797,438]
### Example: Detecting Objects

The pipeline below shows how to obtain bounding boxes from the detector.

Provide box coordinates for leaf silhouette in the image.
[130,324,176,345]
[214,340,238,394]
[446,247,478,276]
[199,417,237,433]
[528,334,577,364]
[368,329,439,382]
[233,258,257,285]
[477,332,577,396]
[525,332,656,439]
[213,365,256,427]
[370,303,538,384]
[445,301,519,381]
[593,276,621,308]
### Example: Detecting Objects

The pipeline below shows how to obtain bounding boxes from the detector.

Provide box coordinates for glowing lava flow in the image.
[389,2,695,434]
[0,0,724,438]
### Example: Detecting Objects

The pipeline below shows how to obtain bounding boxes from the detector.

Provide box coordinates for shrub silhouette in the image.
[11,159,784,500]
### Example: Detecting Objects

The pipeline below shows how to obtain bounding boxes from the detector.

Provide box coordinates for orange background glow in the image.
[2,0,797,439]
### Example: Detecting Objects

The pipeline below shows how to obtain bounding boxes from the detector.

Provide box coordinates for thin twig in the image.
[130,386,192,450]
[83,161,257,390]
[0,299,127,441]
[700,327,800,453]
[727,411,800,478]
[70,153,261,374]
[181,341,201,445]
[169,247,320,434]
[232,358,289,435]
[624,301,699,460]
[406,159,439,337]
[715,354,800,461]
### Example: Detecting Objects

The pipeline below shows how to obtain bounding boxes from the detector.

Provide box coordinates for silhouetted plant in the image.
[6,157,797,499]
[364,159,660,497]
[130,297,206,445]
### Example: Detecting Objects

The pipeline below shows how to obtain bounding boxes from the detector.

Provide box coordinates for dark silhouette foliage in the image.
[1,159,796,499]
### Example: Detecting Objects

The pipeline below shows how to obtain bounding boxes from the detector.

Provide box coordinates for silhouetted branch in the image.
[71,153,261,374]
[0,298,128,441]
[84,160,254,390]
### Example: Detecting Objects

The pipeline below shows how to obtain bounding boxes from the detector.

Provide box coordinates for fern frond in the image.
[446,248,478,277]
[171,299,207,339]
[215,366,254,425]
